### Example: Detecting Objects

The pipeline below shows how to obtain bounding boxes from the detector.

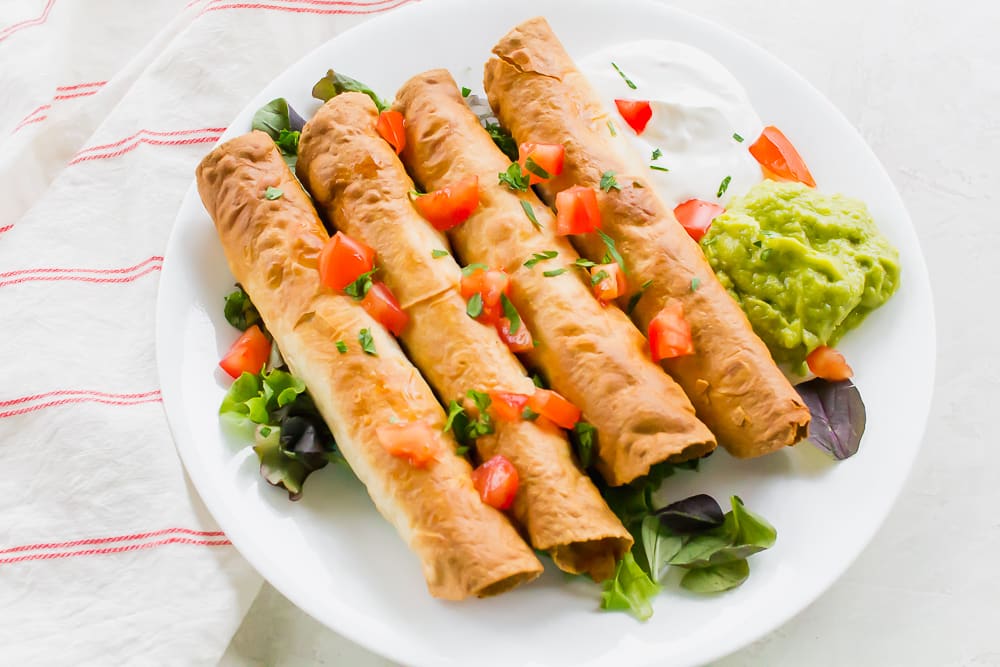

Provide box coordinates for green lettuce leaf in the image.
[680,559,750,593]
[640,514,684,580]
[223,285,261,331]
[251,98,304,169]
[311,69,387,110]
[600,552,660,621]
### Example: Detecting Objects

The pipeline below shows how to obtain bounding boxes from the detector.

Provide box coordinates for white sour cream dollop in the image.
[579,40,764,207]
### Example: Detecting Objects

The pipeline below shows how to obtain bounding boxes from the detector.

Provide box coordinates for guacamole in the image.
[701,180,900,373]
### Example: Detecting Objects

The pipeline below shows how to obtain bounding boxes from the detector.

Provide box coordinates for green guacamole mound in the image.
[700,180,900,373]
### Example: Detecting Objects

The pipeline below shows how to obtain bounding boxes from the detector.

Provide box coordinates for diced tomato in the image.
[496,317,533,353]
[375,110,406,155]
[376,421,436,468]
[412,175,479,231]
[806,345,854,381]
[219,325,271,379]
[527,388,581,429]
[360,281,408,336]
[517,142,565,185]
[555,185,601,235]
[649,299,694,361]
[748,126,816,187]
[488,391,530,422]
[614,99,652,135]
[590,262,626,303]
[673,199,725,242]
[318,231,375,290]
[460,267,510,324]
[471,455,519,510]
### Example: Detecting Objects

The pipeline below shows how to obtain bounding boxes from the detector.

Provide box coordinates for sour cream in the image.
[579,40,763,207]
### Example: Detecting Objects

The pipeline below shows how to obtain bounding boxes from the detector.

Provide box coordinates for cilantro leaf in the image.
[650,165,669,173]
[524,250,558,268]
[335,340,347,353]
[311,69,387,111]
[573,258,596,269]
[651,148,662,160]
[543,268,566,277]
[358,328,377,355]
[571,421,597,468]
[499,293,521,333]
[498,163,530,192]
[590,269,609,286]
[732,132,745,143]
[466,292,483,319]
[483,121,518,161]
[626,279,654,315]
[611,62,637,89]
[264,186,283,200]
[691,277,701,291]
[598,230,626,273]
[343,268,377,300]
[717,175,732,198]
[431,249,449,258]
[600,171,620,192]
[461,86,471,98]
[461,263,489,277]
[521,406,540,420]
[523,157,550,180]
[275,128,299,156]
[607,120,617,136]
[520,200,542,229]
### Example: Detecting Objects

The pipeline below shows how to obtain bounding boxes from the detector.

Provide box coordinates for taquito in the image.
[297,93,632,580]
[196,131,542,599]
[484,18,811,457]
[394,70,716,486]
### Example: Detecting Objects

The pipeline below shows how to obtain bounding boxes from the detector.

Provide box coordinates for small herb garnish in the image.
[521,406,540,421]
[600,170,620,192]
[335,340,348,354]
[344,268,377,300]
[431,249,448,258]
[626,279,654,315]
[466,292,484,319]
[591,269,609,286]
[531,373,547,389]
[572,421,597,468]
[499,293,521,333]
[264,186,284,200]
[461,86,471,98]
[524,157,550,180]
[598,230,626,273]
[733,132,744,143]
[520,200,542,229]
[717,175,732,198]
[275,128,300,156]
[498,163,530,192]
[691,277,701,292]
[650,165,670,173]
[484,121,518,161]
[573,257,597,269]
[358,328,376,355]
[223,284,261,331]
[464,390,495,439]
[461,263,489,277]
[611,62,638,90]
[524,250,558,268]
[443,400,466,433]
[607,120,617,137]
[651,148,662,160]
[543,268,567,277]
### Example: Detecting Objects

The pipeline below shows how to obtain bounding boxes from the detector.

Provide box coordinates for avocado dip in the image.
[700,180,900,374]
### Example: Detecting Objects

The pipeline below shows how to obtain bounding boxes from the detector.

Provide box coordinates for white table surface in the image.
[220,0,1000,664]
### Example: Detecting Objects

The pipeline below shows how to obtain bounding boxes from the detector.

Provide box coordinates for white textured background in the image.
[221,0,1000,665]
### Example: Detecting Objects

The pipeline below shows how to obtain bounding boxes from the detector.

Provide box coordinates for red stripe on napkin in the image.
[0,391,162,420]
[0,537,232,566]
[200,0,416,18]
[0,528,227,556]
[0,0,57,44]
[68,129,224,165]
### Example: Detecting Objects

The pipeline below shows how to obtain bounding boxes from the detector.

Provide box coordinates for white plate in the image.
[155,1,936,665]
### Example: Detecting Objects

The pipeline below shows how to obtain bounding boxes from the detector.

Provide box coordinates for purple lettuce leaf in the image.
[796,378,867,460]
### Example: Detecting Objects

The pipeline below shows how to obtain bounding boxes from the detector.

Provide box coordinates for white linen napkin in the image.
[0,0,415,663]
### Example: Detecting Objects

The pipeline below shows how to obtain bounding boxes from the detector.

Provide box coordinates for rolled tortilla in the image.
[296,93,632,580]
[484,18,811,457]
[196,131,542,599]
[394,70,716,486]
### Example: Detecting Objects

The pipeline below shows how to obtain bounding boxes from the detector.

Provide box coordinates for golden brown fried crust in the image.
[394,70,716,486]
[196,131,541,599]
[297,94,631,580]
[485,18,810,457]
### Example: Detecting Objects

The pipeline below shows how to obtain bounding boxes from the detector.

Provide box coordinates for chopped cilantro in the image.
[591,269,609,286]
[500,293,521,333]
[520,200,542,229]
[573,258,597,269]
[531,373,547,389]
[275,129,299,156]
[600,171,620,192]
[461,86,471,98]
[651,148,662,160]
[358,328,376,355]
[598,230,626,273]
[498,163,530,192]
[524,157,550,180]
[335,340,348,354]
[543,268,567,277]
[264,186,283,200]
[461,263,489,277]
[466,292,484,319]
[524,250,558,268]
[717,175,732,198]
[572,421,597,468]
[343,268,377,300]
[607,120,617,136]
[611,62,637,90]
[626,279,654,315]
[649,165,670,173]
[521,406,540,421]
[733,132,744,143]
[431,249,448,258]
[484,121,518,161]
[691,277,701,292]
